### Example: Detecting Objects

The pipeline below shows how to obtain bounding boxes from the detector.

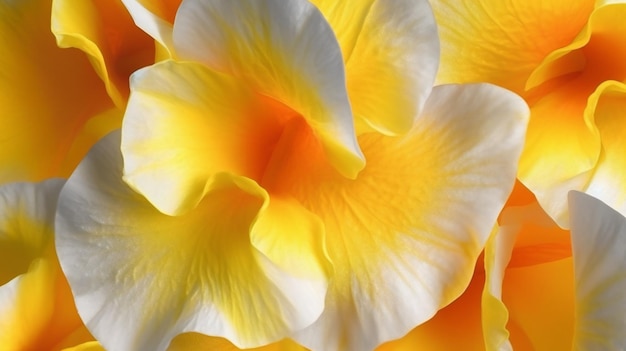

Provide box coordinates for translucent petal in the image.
[57,132,329,350]
[173,0,363,178]
[52,0,155,106]
[0,0,115,182]
[570,192,626,350]
[293,84,528,350]
[310,0,439,135]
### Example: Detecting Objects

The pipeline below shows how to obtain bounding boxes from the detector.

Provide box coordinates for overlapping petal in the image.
[310,0,439,135]
[119,0,181,56]
[51,0,156,106]
[0,180,96,350]
[569,192,626,350]
[172,0,364,179]
[56,132,330,351]
[0,0,118,183]
[430,0,595,95]
[289,84,528,350]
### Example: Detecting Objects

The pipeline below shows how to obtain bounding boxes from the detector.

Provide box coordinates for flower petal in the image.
[167,333,306,351]
[52,0,155,106]
[569,191,626,349]
[0,0,115,182]
[485,201,575,350]
[57,131,329,350]
[291,84,528,350]
[376,272,486,351]
[0,180,93,349]
[172,0,364,178]
[122,60,293,215]
[430,0,594,95]
[120,0,181,55]
[310,0,438,135]
[582,81,626,217]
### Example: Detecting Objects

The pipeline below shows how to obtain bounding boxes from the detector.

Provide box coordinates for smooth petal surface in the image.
[173,0,364,178]
[518,3,626,226]
[52,0,155,107]
[122,61,293,215]
[376,270,486,351]
[310,0,438,135]
[430,0,594,95]
[120,0,181,55]
[484,199,575,350]
[569,192,626,350]
[289,84,528,350]
[167,333,307,351]
[57,132,329,351]
[0,0,117,183]
[579,81,626,217]
[0,180,94,349]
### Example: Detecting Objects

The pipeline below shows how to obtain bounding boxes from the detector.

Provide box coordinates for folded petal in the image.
[0,0,115,182]
[310,0,438,135]
[581,81,626,217]
[517,3,626,226]
[291,84,528,350]
[376,271,486,351]
[167,333,306,351]
[120,0,181,55]
[52,0,155,106]
[57,131,329,350]
[122,61,296,215]
[430,0,594,95]
[484,201,574,350]
[569,192,626,350]
[0,180,94,349]
[173,0,364,178]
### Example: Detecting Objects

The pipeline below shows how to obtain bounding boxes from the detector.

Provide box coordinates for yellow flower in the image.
[373,185,626,350]
[480,189,626,350]
[0,0,155,183]
[55,0,528,350]
[430,0,626,227]
[0,180,101,350]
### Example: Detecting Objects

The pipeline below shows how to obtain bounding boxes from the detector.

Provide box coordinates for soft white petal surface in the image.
[56,131,329,351]
[172,0,363,178]
[570,191,626,350]
[292,84,529,351]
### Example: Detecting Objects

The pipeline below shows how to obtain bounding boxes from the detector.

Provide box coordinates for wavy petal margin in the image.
[570,192,626,350]
[56,131,329,351]
[172,0,364,178]
[291,84,528,350]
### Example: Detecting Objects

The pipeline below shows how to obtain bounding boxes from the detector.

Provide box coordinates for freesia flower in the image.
[0,180,100,350]
[430,0,626,227]
[0,0,154,184]
[55,0,529,350]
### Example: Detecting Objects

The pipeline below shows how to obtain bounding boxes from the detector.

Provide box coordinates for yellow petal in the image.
[311,0,439,135]
[0,180,94,349]
[519,3,626,226]
[167,333,307,351]
[486,201,574,350]
[52,0,155,107]
[376,271,486,351]
[430,0,594,95]
[581,81,626,217]
[172,0,364,178]
[122,61,295,215]
[292,84,528,350]
[57,132,330,350]
[120,0,181,55]
[0,0,115,182]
